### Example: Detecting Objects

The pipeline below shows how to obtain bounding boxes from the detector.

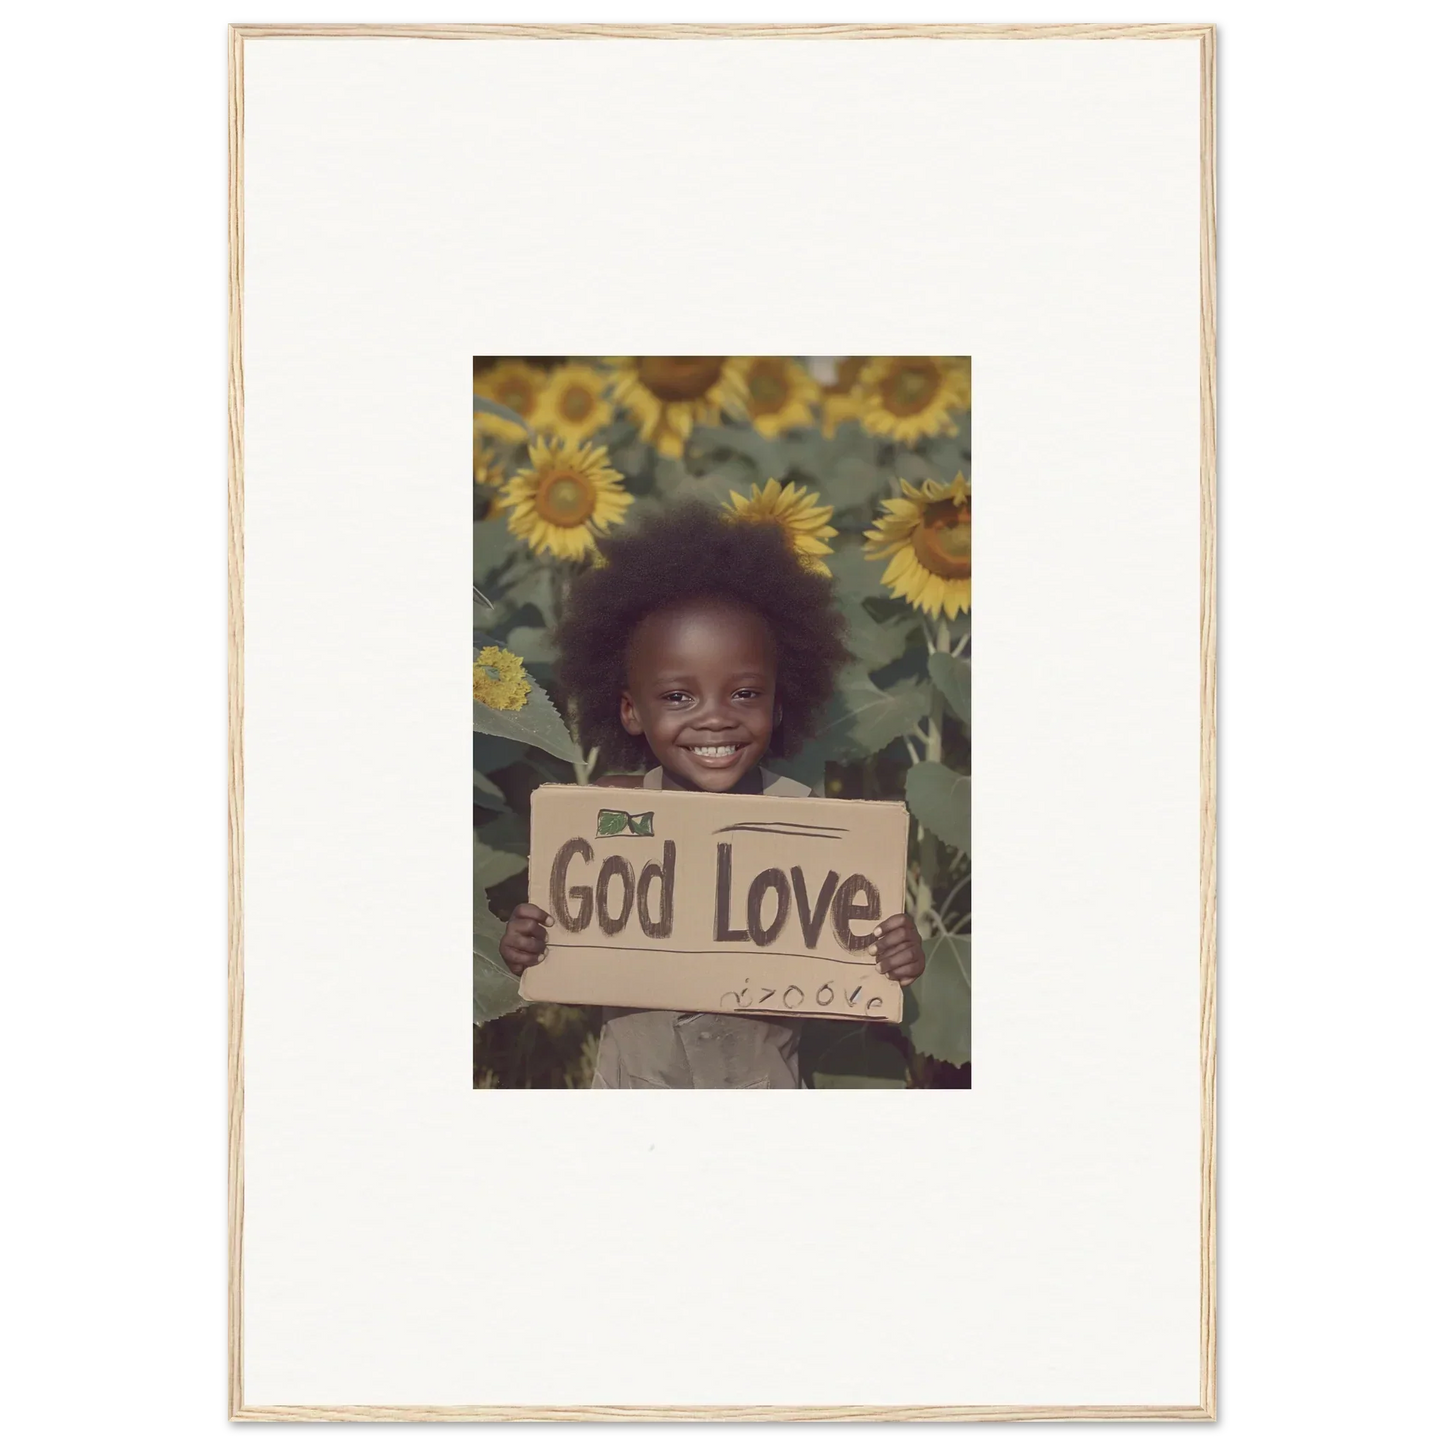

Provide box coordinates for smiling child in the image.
[499,501,925,1088]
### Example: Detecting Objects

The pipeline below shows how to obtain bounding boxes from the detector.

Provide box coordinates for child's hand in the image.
[500,903,553,976]
[868,913,926,986]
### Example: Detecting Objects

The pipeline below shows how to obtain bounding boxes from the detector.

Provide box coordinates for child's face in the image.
[620,598,780,791]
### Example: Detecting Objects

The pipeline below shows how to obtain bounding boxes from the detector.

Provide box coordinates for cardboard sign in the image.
[518,784,909,1023]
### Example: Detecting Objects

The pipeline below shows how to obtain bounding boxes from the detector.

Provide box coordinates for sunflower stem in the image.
[913,821,936,940]
[934,869,972,933]
[911,666,948,940]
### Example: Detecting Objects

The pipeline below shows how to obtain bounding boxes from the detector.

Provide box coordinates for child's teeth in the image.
[692,745,738,756]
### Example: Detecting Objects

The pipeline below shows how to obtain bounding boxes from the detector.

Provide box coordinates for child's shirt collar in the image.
[652,763,765,795]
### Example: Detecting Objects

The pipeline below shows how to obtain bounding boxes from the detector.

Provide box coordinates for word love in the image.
[548,838,882,954]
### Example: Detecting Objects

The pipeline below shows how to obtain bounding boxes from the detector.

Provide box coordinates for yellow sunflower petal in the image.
[857,358,970,445]
[725,477,837,573]
[864,470,971,617]
[533,363,615,445]
[497,437,635,560]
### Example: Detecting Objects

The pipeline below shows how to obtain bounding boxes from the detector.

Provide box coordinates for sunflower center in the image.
[559,384,595,422]
[534,469,596,527]
[638,356,725,402]
[748,363,789,414]
[497,381,535,414]
[882,361,942,417]
[910,500,971,579]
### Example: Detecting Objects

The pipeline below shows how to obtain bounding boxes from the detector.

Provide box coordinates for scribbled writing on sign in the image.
[718,974,892,1018]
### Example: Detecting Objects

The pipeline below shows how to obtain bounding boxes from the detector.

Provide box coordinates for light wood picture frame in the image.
[229,22,1216,1421]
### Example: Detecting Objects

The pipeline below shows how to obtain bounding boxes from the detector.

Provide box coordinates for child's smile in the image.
[620,598,780,792]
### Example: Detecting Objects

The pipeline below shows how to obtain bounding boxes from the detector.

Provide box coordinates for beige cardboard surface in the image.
[518,784,908,1023]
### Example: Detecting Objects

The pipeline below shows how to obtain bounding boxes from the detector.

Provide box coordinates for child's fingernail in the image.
[873,925,883,936]
[867,943,877,955]
[544,914,554,926]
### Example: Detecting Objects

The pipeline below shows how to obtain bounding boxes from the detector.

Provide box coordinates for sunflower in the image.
[739,357,821,438]
[500,438,632,561]
[607,357,748,458]
[534,363,614,445]
[726,478,837,576]
[817,356,867,437]
[473,419,507,486]
[475,360,547,417]
[474,410,530,445]
[857,357,971,445]
[474,646,531,711]
[473,420,510,519]
[863,472,971,618]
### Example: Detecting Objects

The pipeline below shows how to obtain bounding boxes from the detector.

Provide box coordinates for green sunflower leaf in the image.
[477,809,529,856]
[474,831,527,891]
[474,517,517,584]
[687,425,785,478]
[805,667,931,763]
[472,733,526,776]
[927,652,971,728]
[473,649,581,765]
[825,539,890,598]
[504,625,556,665]
[473,906,525,1025]
[500,564,559,625]
[608,434,652,480]
[822,455,887,510]
[919,435,970,480]
[473,769,510,811]
[764,748,826,796]
[905,760,971,853]
[894,450,938,483]
[803,1020,908,1089]
[841,595,919,674]
[901,933,971,1066]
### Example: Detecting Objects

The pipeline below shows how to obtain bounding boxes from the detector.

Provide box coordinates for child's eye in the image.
[662,691,691,704]
[734,689,761,701]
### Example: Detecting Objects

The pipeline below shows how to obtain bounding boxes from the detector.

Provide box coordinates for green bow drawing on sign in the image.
[596,809,655,838]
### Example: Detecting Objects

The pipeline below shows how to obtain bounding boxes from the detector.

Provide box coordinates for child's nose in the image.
[695,698,738,727]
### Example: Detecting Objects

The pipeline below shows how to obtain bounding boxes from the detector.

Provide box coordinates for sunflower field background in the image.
[474,357,971,1089]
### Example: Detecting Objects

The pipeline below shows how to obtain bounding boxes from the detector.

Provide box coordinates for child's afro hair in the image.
[553,500,852,772]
